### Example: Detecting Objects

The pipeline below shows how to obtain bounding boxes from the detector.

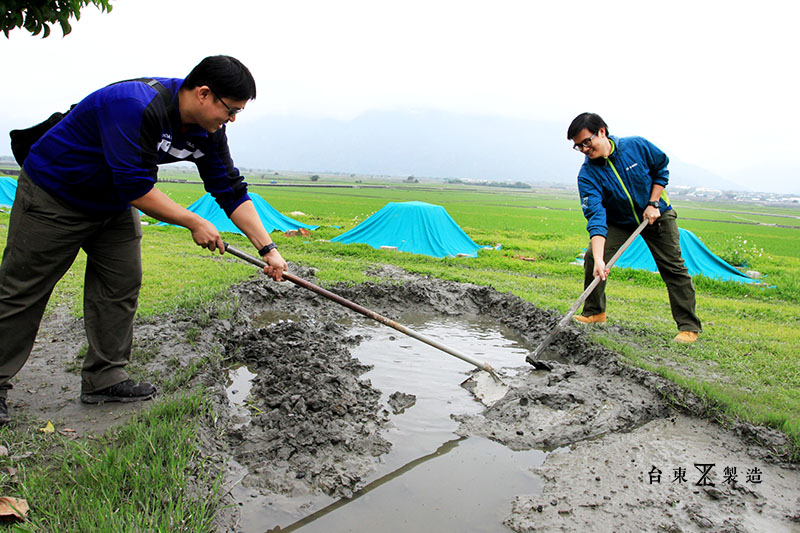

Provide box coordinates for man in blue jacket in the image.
[0,56,288,424]
[567,112,701,342]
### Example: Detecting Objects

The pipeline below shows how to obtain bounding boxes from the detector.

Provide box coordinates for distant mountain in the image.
[667,160,750,192]
[729,164,799,195]
[228,109,757,192]
[228,109,575,183]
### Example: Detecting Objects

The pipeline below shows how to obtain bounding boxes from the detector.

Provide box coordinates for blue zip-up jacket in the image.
[24,77,250,217]
[577,135,672,238]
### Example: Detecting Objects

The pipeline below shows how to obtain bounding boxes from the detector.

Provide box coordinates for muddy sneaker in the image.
[80,380,156,404]
[0,398,9,425]
[573,312,606,324]
[673,331,699,343]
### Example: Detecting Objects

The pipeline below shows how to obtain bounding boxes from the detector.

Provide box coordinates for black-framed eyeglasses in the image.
[208,87,242,117]
[573,133,596,151]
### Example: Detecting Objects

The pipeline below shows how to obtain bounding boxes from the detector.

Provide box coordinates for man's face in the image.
[571,127,606,159]
[198,88,247,133]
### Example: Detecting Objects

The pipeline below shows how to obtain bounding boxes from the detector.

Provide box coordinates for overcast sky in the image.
[3,0,798,193]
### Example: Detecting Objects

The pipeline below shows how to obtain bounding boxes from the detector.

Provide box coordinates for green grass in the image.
[0,391,222,532]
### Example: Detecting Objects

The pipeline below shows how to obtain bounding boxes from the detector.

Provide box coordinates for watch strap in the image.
[258,242,277,256]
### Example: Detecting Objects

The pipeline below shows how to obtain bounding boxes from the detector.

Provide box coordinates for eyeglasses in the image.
[208,87,242,117]
[573,133,596,151]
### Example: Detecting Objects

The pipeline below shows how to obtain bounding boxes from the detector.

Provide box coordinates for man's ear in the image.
[196,85,212,102]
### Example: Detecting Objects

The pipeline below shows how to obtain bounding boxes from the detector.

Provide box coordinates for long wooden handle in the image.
[527,219,649,363]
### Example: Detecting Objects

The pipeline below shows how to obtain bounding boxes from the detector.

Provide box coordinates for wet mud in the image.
[15,264,800,532]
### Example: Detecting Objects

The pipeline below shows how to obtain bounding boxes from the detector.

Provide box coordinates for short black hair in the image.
[567,112,608,140]
[182,55,256,101]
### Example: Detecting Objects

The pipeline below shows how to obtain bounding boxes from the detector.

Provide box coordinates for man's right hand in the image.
[593,259,609,281]
[190,218,225,254]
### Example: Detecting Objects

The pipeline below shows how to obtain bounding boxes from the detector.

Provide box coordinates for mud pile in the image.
[222,318,391,498]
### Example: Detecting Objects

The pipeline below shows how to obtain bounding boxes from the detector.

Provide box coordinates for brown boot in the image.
[573,312,606,324]
[673,331,699,343]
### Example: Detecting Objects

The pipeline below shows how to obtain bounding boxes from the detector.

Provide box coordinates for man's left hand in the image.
[262,249,288,282]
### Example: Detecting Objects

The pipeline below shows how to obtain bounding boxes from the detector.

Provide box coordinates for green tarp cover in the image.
[577,228,758,284]
[0,176,17,207]
[331,201,481,258]
[158,192,318,234]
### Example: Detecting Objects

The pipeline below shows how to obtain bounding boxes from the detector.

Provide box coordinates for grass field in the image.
[0,172,798,529]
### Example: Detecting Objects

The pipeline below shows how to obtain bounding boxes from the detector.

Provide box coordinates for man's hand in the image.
[262,249,288,282]
[593,258,610,281]
[590,235,609,280]
[644,205,661,225]
[190,218,225,254]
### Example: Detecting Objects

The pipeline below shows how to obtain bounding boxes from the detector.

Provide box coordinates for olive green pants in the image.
[581,209,701,332]
[0,172,142,398]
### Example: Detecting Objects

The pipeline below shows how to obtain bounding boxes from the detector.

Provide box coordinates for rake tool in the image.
[526,218,649,370]
[224,243,507,386]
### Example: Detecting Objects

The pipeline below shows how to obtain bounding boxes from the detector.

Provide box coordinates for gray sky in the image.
[3,0,798,193]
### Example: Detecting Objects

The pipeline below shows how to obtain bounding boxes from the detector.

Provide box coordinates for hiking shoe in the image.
[673,331,699,343]
[573,312,606,324]
[80,379,156,404]
[0,398,9,426]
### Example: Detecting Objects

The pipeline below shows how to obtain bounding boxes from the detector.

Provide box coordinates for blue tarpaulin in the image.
[159,192,318,234]
[577,228,759,284]
[0,176,17,207]
[331,201,482,258]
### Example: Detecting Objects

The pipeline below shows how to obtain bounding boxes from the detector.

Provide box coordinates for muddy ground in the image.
[10,263,800,532]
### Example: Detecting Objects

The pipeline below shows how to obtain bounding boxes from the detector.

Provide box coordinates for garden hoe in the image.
[224,243,509,401]
[526,219,649,370]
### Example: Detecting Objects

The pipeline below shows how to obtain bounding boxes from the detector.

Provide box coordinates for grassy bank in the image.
[0,176,797,528]
[0,391,221,531]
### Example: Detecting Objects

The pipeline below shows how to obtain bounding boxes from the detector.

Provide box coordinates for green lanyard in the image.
[604,141,641,225]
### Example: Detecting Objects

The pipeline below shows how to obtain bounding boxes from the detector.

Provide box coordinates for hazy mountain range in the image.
[227,110,754,192]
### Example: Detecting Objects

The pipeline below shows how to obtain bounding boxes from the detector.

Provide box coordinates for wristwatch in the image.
[258,242,278,256]
[647,201,660,208]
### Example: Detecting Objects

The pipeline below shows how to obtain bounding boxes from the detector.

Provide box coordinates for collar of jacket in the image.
[587,135,618,166]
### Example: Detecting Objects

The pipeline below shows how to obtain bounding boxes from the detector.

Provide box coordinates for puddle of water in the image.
[348,313,531,468]
[226,365,257,428]
[226,365,257,406]
[248,313,545,532]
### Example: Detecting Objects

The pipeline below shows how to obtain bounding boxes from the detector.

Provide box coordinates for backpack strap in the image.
[117,77,173,108]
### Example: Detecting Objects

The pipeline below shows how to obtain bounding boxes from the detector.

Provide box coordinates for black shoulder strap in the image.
[115,77,173,108]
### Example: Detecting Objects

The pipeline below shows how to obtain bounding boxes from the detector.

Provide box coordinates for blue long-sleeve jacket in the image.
[24,77,250,217]
[577,135,672,238]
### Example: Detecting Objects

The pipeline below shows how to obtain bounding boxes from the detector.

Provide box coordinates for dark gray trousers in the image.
[0,171,142,397]
[581,209,702,332]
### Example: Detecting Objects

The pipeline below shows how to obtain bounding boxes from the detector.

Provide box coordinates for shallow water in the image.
[235,313,546,532]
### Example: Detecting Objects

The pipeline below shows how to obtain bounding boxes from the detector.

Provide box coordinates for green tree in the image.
[3,0,113,38]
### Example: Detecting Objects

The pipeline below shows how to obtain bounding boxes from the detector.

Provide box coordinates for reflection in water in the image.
[272,437,468,532]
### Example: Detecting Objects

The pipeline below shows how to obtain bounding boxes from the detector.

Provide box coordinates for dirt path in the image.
[12,265,799,532]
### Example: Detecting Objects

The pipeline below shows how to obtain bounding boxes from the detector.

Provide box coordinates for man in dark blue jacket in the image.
[0,56,288,424]
[567,112,701,342]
